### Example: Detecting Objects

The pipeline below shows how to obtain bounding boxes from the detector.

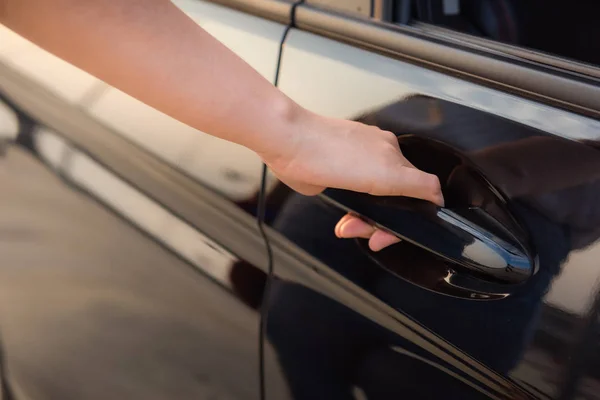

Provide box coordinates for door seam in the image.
[257,2,303,399]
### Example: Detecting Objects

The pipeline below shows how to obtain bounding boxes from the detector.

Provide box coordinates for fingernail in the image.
[336,219,350,238]
[436,191,445,207]
[334,222,342,238]
[370,242,383,252]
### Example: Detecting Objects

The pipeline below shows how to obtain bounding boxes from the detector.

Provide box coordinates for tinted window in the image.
[396,0,600,67]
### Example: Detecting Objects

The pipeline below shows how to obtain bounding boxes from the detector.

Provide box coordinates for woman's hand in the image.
[260,109,444,252]
[0,0,441,252]
[1,0,441,254]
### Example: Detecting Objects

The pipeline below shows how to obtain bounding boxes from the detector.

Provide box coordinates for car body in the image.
[0,0,599,399]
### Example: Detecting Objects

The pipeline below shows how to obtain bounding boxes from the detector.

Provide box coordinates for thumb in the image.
[377,165,444,206]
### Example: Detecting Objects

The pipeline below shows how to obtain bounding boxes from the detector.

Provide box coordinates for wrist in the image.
[251,94,309,166]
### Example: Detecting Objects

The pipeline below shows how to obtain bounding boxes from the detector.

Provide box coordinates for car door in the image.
[0,1,290,399]
[260,1,600,399]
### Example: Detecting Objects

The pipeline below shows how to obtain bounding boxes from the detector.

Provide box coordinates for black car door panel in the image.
[0,139,262,399]
[2,1,600,399]
[261,21,600,400]
[0,73,270,399]
[0,0,292,394]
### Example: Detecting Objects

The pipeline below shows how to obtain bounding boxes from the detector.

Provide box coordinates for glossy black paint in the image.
[321,135,535,297]
[1,1,599,399]
[0,85,270,398]
[262,96,600,399]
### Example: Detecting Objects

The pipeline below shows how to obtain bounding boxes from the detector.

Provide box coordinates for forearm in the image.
[1,0,300,156]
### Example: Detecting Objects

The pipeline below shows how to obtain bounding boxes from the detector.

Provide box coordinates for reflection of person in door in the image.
[265,96,600,399]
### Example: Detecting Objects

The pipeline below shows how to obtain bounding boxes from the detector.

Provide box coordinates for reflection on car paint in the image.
[263,96,600,399]
[0,125,268,399]
[33,127,240,289]
[321,133,538,299]
[278,29,600,142]
[0,99,18,140]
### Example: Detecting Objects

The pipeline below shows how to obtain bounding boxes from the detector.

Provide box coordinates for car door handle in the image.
[320,189,534,285]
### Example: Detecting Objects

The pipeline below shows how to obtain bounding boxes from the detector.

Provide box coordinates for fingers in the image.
[368,230,401,251]
[335,214,374,238]
[335,214,401,251]
[385,166,445,206]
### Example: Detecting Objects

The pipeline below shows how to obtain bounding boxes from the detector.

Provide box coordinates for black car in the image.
[1,0,599,399]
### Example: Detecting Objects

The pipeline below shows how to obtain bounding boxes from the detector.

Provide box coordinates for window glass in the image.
[396,0,600,67]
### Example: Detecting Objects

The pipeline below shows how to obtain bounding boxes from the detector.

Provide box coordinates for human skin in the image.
[0,0,443,251]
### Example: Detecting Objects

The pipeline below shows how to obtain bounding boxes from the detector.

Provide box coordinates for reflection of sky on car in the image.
[173,0,283,79]
[87,87,269,200]
[33,127,238,291]
[278,29,600,141]
[545,248,600,315]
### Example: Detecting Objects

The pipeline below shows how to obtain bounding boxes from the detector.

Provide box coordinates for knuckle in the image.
[424,173,440,188]
[380,130,398,144]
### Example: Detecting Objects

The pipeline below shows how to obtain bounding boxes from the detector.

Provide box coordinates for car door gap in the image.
[257,3,302,398]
